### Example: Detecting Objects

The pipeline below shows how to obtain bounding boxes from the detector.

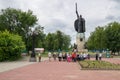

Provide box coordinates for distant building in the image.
[35,48,44,53]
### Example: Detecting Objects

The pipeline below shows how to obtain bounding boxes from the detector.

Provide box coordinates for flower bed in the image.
[79,60,120,70]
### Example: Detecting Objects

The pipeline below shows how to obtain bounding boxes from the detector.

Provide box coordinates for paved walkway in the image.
[0,58,120,80]
[0,56,48,72]
[91,58,120,64]
[103,58,120,64]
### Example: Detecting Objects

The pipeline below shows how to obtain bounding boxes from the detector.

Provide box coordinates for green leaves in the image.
[0,8,38,52]
[0,30,25,61]
[0,8,37,33]
[45,30,71,51]
[87,21,120,53]
[105,22,120,53]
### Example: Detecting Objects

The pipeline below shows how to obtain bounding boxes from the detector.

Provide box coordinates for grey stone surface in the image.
[0,56,48,73]
[76,33,85,52]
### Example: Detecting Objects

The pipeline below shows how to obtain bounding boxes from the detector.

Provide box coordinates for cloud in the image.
[0,0,120,44]
[106,15,116,20]
[105,0,120,22]
[111,0,120,3]
[44,18,67,33]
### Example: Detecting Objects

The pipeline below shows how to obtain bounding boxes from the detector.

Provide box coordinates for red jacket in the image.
[72,53,76,58]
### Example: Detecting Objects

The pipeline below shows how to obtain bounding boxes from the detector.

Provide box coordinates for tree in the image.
[87,32,96,50]
[0,30,25,61]
[55,31,64,50]
[0,8,38,51]
[45,30,71,51]
[94,27,106,51]
[87,21,120,54]
[105,22,120,54]
[24,25,44,52]
[62,34,71,51]
[0,8,37,34]
[45,33,55,51]
[32,25,45,48]
[87,27,106,51]
[36,32,46,48]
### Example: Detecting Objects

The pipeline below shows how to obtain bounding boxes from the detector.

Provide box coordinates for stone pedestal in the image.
[29,57,36,62]
[76,33,85,52]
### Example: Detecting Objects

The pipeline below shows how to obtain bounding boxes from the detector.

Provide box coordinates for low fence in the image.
[89,53,109,58]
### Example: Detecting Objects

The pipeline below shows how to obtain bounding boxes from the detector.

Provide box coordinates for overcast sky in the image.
[0,0,120,44]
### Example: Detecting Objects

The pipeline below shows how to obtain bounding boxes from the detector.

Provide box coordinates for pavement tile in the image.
[0,58,120,80]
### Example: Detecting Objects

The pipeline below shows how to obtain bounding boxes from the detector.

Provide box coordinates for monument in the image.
[74,3,86,52]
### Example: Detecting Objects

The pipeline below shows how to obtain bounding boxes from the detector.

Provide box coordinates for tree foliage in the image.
[87,21,120,54]
[45,30,71,51]
[0,8,37,34]
[87,27,106,50]
[0,8,38,51]
[0,8,71,54]
[0,30,25,61]
[105,22,120,53]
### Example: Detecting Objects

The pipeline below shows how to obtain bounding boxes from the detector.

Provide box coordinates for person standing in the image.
[99,53,102,60]
[38,52,41,62]
[72,52,77,62]
[67,53,72,62]
[48,52,52,61]
[96,53,99,60]
[62,52,66,61]
[58,52,62,61]
[83,52,86,60]
[53,52,57,61]
[87,54,90,60]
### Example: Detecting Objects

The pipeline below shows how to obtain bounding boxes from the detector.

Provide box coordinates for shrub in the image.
[0,30,25,61]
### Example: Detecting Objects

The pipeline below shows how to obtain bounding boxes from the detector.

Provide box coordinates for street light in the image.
[29,26,43,62]
[22,25,43,62]
[29,28,38,62]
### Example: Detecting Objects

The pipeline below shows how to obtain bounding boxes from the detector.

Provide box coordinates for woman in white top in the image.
[99,53,102,60]
[58,52,62,61]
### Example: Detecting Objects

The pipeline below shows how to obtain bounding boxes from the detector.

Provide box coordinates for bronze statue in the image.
[74,3,85,33]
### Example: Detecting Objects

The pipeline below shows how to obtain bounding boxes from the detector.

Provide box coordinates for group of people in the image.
[37,51,102,62]
[48,51,90,62]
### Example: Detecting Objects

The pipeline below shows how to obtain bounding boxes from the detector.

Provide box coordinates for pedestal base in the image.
[76,33,85,52]
[29,57,36,62]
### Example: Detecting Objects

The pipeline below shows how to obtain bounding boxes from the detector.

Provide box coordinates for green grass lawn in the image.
[40,52,48,57]
[79,60,120,70]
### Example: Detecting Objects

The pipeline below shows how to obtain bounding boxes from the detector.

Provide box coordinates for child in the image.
[67,54,72,62]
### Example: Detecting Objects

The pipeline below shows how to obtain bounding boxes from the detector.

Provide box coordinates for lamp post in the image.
[22,26,44,62]
[29,32,35,61]
[23,25,44,62]
[29,30,38,62]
